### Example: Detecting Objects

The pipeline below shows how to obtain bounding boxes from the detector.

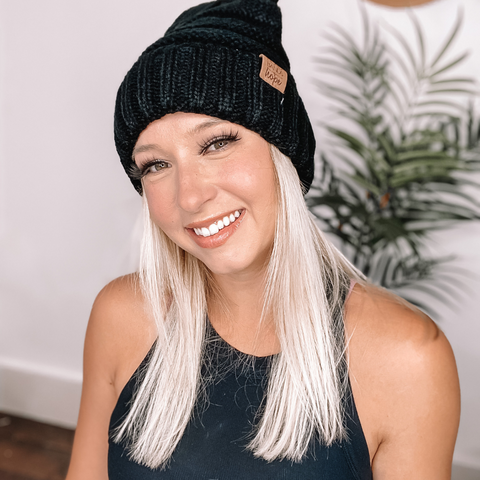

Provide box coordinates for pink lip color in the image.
[186,210,245,249]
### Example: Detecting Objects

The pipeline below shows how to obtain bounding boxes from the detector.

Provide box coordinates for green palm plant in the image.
[309,9,480,309]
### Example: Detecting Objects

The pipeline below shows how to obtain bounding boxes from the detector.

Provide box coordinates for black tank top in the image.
[108,322,372,479]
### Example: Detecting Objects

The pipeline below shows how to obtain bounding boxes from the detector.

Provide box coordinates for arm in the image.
[66,275,155,480]
[346,285,460,480]
[65,296,118,480]
[371,324,460,479]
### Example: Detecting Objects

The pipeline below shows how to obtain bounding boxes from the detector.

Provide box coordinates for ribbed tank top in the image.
[108,320,372,479]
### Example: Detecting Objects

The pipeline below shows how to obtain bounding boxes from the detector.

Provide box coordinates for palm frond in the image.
[310,8,480,313]
[429,10,464,69]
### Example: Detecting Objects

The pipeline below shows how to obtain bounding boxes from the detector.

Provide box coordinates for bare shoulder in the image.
[86,273,156,393]
[89,273,147,344]
[345,282,446,362]
[345,283,460,479]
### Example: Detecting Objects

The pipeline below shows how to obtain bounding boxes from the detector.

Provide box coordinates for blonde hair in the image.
[113,146,364,468]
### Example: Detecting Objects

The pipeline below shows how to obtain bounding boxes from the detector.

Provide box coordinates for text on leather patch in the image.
[259,54,287,94]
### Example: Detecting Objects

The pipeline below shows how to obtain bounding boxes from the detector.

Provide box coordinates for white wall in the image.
[0,0,478,469]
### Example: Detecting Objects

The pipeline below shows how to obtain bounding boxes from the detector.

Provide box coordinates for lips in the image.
[186,209,245,248]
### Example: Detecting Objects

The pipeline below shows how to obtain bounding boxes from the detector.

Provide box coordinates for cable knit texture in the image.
[114,0,315,194]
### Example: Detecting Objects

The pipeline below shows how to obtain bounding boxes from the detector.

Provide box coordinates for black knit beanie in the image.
[114,0,315,195]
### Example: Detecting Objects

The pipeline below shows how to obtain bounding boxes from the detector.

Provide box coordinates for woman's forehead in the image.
[138,113,231,139]
[135,113,263,149]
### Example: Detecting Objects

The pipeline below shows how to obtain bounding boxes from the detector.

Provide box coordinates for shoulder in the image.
[86,273,156,395]
[345,282,455,378]
[92,273,143,315]
[345,282,445,359]
[345,283,460,477]
[89,273,145,337]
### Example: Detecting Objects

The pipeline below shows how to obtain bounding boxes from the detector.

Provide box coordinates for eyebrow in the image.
[188,118,229,135]
[131,119,231,160]
[132,144,158,160]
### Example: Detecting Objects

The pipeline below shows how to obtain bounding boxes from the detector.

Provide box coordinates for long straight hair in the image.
[113,146,363,469]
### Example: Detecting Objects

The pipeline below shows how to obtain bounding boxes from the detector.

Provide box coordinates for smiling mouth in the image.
[191,210,242,237]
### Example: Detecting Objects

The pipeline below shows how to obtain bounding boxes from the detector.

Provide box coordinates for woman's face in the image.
[133,112,277,278]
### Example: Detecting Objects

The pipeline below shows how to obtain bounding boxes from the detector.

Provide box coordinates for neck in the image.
[207,268,280,356]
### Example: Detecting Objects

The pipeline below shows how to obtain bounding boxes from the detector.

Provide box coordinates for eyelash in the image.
[128,160,170,181]
[198,130,241,154]
[128,130,241,181]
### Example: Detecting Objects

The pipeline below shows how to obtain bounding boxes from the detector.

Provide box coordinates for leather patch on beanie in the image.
[259,54,287,94]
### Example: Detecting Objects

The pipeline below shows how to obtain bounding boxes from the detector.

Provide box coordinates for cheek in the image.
[246,167,277,214]
[221,160,276,201]
[144,189,178,231]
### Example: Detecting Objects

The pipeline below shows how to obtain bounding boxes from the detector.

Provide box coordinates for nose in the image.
[175,161,216,213]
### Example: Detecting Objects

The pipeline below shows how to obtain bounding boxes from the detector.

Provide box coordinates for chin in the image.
[202,260,246,277]
[199,253,269,278]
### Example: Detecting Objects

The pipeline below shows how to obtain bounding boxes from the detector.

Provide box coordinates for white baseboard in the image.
[453,452,480,472]
[0,358,82,429]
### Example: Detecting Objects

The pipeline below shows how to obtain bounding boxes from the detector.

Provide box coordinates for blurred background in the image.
[0,0,479,477]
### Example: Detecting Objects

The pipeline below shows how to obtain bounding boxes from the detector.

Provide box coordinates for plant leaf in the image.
[430,52,469,78]
[429,10,463,69]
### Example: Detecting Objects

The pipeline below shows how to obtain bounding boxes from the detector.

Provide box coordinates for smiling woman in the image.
[65,0,460,479]
[134,114,277,275]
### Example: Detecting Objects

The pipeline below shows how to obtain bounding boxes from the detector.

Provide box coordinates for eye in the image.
[200,131,240,154]
[141,160,171,176]
[211,139,229,150]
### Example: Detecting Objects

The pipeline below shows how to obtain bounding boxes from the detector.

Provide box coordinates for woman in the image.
[66,0,460,478]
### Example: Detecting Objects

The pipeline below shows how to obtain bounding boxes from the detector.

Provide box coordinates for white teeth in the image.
[209,224,219,235]
[193,210,242,237]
